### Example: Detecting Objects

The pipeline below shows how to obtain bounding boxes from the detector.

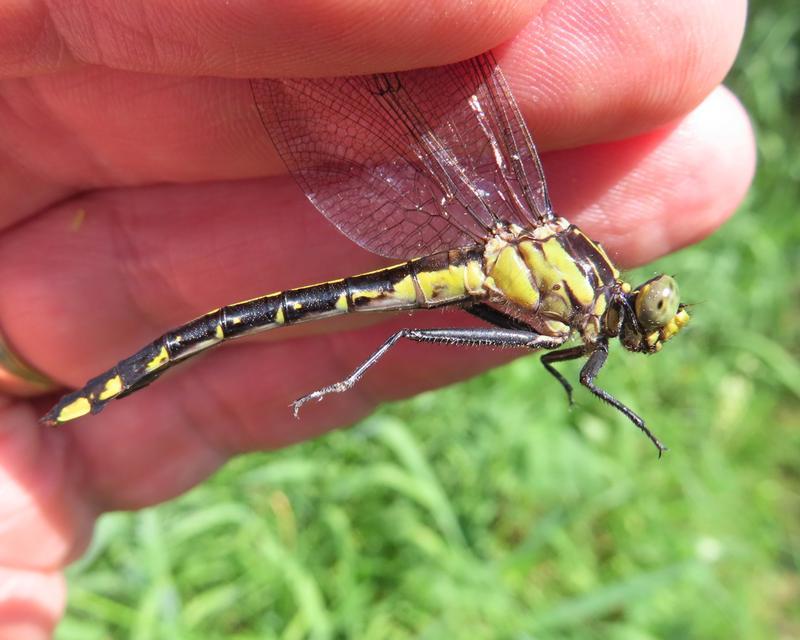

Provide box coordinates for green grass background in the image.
[59,1,800,638]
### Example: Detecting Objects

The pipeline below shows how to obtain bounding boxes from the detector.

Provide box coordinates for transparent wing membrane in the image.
[251,53,553,259]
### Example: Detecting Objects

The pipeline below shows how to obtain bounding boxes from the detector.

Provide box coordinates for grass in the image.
[59,1,800,638]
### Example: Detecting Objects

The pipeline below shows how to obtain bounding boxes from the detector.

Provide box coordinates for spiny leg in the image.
[540,346,586,406]
[579,341,667,457]
[292,326,565,416]
[468,304,579,404]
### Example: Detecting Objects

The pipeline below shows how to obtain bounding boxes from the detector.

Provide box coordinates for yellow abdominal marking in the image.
[489,246,539,307]
[392,275,418,303]
[275,306,285,324]
[334,294,348,311]
[98,375,123,401]
[145,346,169,372]
[416,266,468,302]
[215,324,224,340]
[292,302,302,311]
[352,289,383,304]
[57,397,91,423]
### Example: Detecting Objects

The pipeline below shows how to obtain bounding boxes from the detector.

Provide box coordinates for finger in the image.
[0,399,97,569]
[1,85,753,381]
[0,0,745,224]
[0,397,85,633]
[0,566,65,637]
[1,0,539,77]
[547,86,755,267]
[501,0,747,148]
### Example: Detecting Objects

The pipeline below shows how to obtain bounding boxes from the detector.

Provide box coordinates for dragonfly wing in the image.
[251,53,554,260]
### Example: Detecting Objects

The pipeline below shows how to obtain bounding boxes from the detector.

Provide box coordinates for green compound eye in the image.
[635,275,680,332]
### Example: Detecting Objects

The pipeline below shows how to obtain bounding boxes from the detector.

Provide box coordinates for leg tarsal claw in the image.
[291,382,350,417]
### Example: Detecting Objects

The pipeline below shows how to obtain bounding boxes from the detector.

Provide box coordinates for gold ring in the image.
[0,330,57,396]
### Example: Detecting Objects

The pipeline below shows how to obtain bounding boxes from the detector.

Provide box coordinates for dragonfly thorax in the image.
[481,221,621,339]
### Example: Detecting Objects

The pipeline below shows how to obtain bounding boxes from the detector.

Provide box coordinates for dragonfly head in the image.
[618,275,690,354]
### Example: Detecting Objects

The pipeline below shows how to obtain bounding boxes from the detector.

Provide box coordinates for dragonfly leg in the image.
[468,304,578,403]
[540,346,587,406]
[579,342,668,457]
[291,326,565,416]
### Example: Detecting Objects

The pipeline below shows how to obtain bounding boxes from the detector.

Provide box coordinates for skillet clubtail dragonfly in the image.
[43,53,689,454]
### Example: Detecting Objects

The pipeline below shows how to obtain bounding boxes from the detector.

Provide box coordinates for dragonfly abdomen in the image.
[43,247,487,425]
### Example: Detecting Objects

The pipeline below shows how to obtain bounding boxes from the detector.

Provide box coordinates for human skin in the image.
[0,0,752,636]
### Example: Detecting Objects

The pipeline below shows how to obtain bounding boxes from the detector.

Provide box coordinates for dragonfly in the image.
[43,53,689,454]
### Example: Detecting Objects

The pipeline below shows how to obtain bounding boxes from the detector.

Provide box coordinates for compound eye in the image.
[635,275,680,331]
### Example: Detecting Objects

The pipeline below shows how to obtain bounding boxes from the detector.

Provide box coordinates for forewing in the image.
[251,53,553,259]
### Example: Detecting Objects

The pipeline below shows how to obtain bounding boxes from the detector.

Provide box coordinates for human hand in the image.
[0,0,752,635]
